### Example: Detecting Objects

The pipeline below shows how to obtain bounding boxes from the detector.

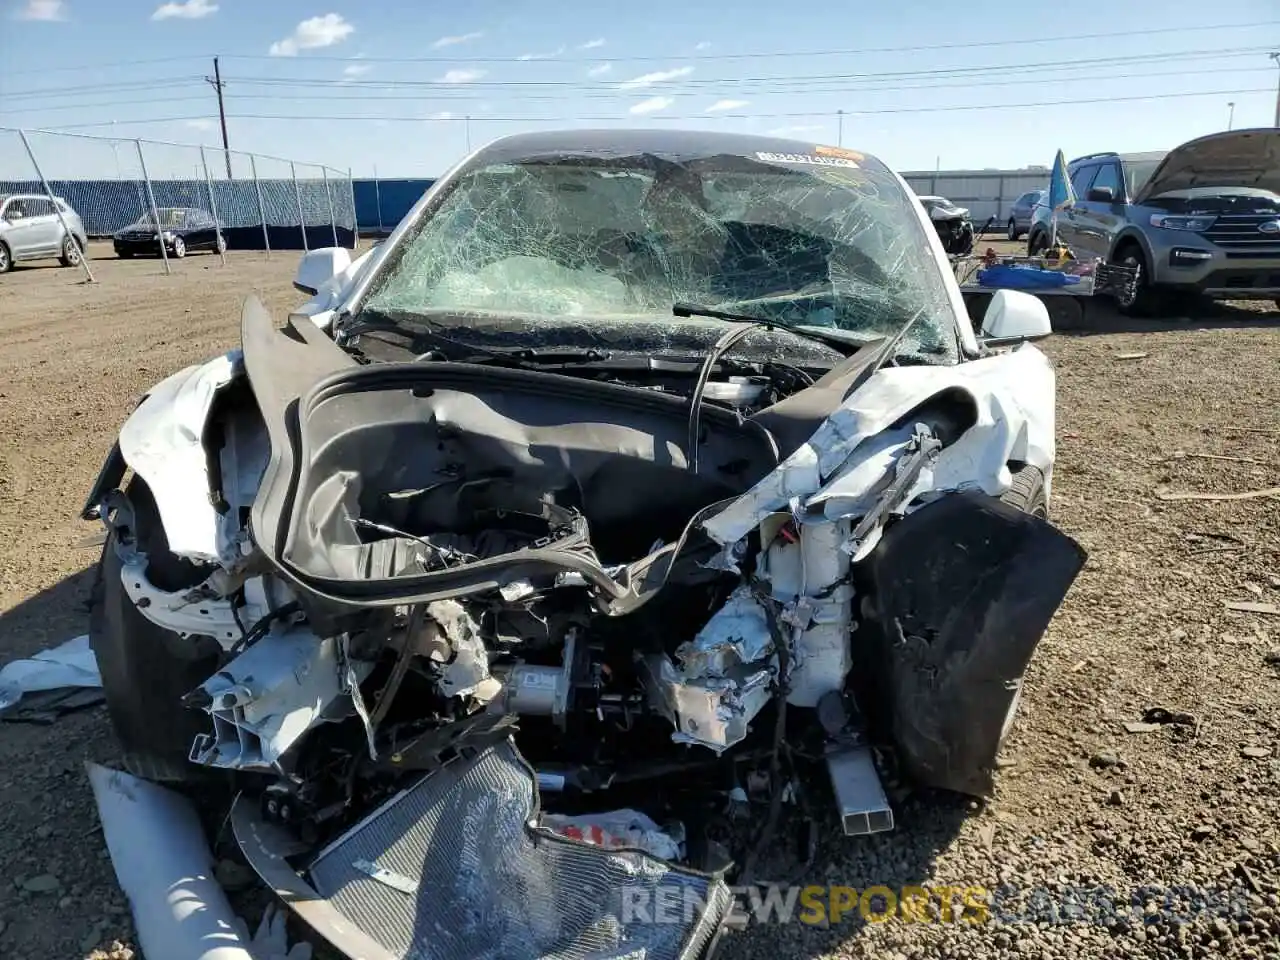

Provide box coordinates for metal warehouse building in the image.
[899,168,1052,225]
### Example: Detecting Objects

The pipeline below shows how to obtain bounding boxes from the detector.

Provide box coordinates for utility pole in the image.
[205,56,232,179]
[1227,101,1236,131]
[1270,52,1280,128]
[837,109,844,147]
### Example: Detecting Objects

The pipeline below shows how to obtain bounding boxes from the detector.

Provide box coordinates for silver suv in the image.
[1027,129,1280,314]
[0,193,88,273]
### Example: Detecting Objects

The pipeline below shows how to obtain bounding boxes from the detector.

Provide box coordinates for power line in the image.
[6,44,1267,104]
[218,20,1280,63]
[1,20,1273,82]
[219,46,1272,90]
[6,65,1272,115]
[35,86,1275,131]
[0,77,208,100]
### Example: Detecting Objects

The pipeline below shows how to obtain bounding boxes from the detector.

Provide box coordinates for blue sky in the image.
[1,0,1277,179]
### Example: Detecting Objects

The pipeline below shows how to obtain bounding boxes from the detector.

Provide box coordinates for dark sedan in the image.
[113,207,226,259]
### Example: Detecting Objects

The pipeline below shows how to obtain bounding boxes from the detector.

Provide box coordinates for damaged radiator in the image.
[307,739,731,960]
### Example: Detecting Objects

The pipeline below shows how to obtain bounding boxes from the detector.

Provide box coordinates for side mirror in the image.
[293,247,352,295]
[1086,186,1115,203]
[980,289,1052,342]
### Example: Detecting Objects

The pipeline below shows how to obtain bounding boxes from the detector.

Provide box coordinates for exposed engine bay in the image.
[84,297,1085,958]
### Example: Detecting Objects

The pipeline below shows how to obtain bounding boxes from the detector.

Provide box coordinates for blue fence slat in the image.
[352,178,434,234]
[0,177,356,250]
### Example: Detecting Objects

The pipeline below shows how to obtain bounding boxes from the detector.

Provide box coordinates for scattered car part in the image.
[87,762,311,960]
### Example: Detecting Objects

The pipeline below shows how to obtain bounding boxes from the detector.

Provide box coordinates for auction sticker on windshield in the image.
[755,151,859,168]
[815,145,866,162]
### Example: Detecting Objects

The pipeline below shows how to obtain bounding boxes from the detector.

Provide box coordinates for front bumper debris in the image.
[233,738,732,960]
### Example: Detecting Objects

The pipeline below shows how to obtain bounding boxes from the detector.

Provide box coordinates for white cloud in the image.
[579,38,605,49]
[516,46,564,61]
[586,62,612,77]
[618,66,693,90]
[706,99,749,113]
[184,118,215,130]
[767,124,824,136]
[17,0,65,20]
[432,30,482,48]
[343,62,371,77]
[630,96,673,115]
[269,13,354,57]
[429,110,456,120]
[152,0,217,20]
[694,41,711,50]
[439,68,486,84]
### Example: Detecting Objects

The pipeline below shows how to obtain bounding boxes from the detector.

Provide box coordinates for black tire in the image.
[1007,218,1018,241]
[117,251,132,259]
[58,233,83,267]
[0,240,10,274]
[90,478,223,783]
[1111,241,1161,317]
[994,463,1048,746]
[999,464,1048,519]
[1026,230,1048,257]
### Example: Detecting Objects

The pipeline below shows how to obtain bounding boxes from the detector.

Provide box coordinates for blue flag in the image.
[1048,149,1075,212]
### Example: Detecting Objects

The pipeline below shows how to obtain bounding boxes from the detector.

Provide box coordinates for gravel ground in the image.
[0,242,1277,959]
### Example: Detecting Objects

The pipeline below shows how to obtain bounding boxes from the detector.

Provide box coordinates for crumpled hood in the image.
[1136,128,1280,202]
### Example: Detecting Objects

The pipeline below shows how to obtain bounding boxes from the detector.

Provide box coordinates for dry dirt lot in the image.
[0,242,1277,960]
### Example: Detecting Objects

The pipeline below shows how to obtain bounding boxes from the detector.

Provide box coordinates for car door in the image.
[2,198,37,256]
[189,210,216,249]
[1056,163,1098,255]
[23,197,63,254]
[1077,161,1126,258]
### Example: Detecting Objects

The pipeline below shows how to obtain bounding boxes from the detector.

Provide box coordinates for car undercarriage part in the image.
[291,738,731,960]
[825,745,895,836]
[188,629,364,772]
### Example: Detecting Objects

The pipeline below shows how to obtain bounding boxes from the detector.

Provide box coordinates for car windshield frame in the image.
[359,144,962,364]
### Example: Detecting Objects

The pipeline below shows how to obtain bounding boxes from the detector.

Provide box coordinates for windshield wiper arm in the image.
[672,302,865,355]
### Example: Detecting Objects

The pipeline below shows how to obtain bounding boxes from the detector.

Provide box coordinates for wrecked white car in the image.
[83,130,1085,959]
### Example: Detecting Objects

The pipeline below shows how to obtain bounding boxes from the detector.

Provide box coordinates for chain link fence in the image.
[0,126,355,279]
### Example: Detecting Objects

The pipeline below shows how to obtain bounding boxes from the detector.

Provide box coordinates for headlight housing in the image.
[162,230,174,240]
[1150,214,1215,232]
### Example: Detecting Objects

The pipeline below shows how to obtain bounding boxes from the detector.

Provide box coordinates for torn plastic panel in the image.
[116,351,244,564]
[853,491,1086,796]
[189,629,367,773]
[707,343,1056,550]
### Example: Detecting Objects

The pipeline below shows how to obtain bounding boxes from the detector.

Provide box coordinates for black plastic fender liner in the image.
[242,295,359,568]
[854,491,1087,797]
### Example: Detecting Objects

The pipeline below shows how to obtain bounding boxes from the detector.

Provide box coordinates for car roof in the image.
[466,127,890,173]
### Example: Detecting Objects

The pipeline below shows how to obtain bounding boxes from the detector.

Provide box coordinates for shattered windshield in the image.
[363,151,959,362]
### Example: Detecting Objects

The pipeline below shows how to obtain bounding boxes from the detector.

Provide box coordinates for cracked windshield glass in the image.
[364,153,959,361]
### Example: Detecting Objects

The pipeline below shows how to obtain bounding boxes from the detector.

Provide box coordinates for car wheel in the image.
[170,236,186,258]
[1007,218,1018,241]
[117,250,133,259]
[90,477,222,784]
[1111,242,1161,317]
[1000,463,1048,519]
[0,241,10,274]
[59,233,83,267]
[993,463,1047,748]
[1026,231,1047,257]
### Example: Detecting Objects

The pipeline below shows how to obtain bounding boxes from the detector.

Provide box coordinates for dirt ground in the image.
[0,241,1277,960]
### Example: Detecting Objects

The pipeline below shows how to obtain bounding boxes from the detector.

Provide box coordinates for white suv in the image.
[0,193,88,273]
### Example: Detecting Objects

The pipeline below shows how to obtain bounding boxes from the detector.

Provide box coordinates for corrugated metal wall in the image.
[900,169,1051,224]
